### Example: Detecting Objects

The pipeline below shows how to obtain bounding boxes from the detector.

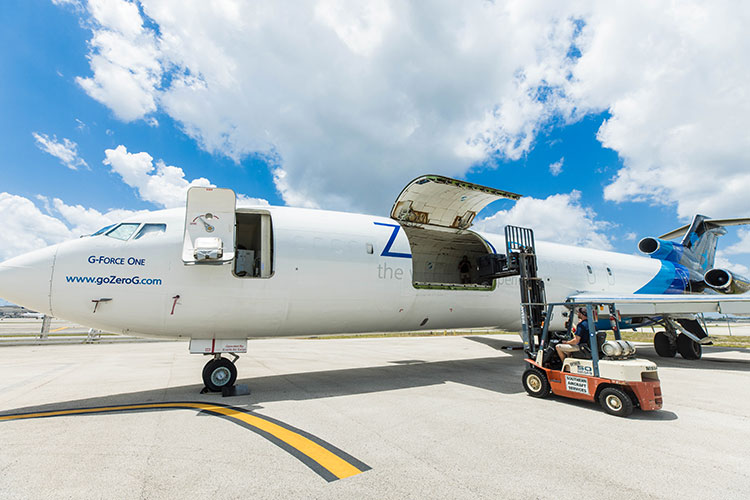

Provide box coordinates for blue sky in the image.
[2,1,750,282]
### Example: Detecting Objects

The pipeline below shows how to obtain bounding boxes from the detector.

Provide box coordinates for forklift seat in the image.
[571,331,608,359]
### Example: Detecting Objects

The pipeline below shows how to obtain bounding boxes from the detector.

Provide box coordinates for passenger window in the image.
[106,223,140,241]
[134,223,166,240]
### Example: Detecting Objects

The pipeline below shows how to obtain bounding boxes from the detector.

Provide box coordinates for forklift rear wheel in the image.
[653,331,677,357]
[676,333,702,360]
[598,387,634,417]
[202,357,238,392]
[522,368,550,398]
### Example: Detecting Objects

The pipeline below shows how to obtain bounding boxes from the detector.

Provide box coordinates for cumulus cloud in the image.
[714,251,750,277]
[103,145,213,208]
[32,132,88,170]
[549,157,564,176]
[0,191,150,262]
[60,0,750,230]
[0,193,73,260]
[723,229,750,255]
[65,0,586,212]
[575,2,750,220]
[76,0,162,121]
[475,191,613,250]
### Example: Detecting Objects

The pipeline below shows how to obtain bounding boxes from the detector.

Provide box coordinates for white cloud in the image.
[64,1,750,224]
[103,145,214,208]
[572,2,750,220]
[723,229,750,255]
[714,251,750,277]
[76,0,162,121]
[549,157,564,176]
[624,232,637,241]
[475,191,613,250]
[32,132,88,170]
[0,193,73,260]
[0,192,145,262]
[68,1,586,212]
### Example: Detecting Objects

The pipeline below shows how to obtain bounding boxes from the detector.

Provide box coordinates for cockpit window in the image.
[134,223,167,240]
[91,224,116,236]
[105,223,140,241]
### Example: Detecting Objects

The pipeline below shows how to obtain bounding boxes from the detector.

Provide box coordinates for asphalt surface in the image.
[1,334,749,499]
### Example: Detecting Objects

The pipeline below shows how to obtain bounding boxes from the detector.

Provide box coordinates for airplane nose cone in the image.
[0,246,57,315]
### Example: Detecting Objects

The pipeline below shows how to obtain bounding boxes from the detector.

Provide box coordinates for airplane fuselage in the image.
[0,205,669,339]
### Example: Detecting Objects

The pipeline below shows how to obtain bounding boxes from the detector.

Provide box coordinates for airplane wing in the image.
[568,293,750,316]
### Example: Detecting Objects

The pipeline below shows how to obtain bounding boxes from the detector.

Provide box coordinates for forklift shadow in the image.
[543,394,679,421]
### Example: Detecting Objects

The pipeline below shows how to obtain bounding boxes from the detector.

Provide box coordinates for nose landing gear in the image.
[202,354,238,392]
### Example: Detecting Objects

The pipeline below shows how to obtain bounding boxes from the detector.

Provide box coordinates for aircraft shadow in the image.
[0,338,530,417]
[631,346,750,372]
[0,336,683,421]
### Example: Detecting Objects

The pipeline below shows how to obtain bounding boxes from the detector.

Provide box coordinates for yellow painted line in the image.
[0,402,368,481]
[49,326,70,333]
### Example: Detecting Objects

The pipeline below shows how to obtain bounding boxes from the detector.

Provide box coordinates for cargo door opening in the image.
[234,211,273,278]
[401,226,494,290]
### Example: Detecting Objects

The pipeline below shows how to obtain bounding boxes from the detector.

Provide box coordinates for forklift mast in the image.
[503,226,547,355]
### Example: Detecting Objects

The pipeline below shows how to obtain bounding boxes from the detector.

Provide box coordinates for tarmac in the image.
[1,332,749,499]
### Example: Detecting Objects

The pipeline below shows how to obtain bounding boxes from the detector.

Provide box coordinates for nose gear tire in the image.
[202,357,238,392]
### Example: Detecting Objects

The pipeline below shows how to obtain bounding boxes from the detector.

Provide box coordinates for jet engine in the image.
[638,237,684,262]
[703,268,750,294]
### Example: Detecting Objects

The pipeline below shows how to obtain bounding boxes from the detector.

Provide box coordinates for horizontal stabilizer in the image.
[659,216,750,240]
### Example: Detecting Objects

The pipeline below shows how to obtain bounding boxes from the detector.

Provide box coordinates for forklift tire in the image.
[598,387,634,417]
[677,333,702,360]
[522,368,550,398]
[653,331,677,357]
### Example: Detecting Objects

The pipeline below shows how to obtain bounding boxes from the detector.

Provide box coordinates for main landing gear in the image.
[653,318,705,360]
[202,354,238,392]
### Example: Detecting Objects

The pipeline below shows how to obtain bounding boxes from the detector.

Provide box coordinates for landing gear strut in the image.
[202,354,238,392]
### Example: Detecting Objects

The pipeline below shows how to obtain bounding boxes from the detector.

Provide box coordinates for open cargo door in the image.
[391,175,521,230]
[182,187,236,265]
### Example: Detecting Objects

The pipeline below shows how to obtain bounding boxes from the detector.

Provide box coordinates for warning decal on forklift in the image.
[565,375,589,394]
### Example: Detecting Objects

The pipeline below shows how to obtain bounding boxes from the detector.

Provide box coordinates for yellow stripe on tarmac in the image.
[49,326,70,333]
[0,402,368,481]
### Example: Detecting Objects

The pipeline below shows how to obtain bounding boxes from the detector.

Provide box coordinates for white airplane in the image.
[1,175,749,391]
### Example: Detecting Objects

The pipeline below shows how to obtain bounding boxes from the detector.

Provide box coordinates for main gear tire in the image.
[653,331,677,357]
[677,333,702,360]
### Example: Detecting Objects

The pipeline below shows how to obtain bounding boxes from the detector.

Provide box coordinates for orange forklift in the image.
[483,226,663,417]
[521,302,662,417]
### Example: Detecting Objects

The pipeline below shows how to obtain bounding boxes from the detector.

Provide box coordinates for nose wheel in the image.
[202,355,238,392]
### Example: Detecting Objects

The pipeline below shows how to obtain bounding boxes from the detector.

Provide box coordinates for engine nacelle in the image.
[704,268,750,294]
[638,237,684,262]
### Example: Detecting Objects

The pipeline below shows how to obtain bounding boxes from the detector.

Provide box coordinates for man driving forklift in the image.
[556,307,589,362]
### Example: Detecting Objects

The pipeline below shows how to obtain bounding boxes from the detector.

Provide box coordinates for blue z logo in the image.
[374,222,412,258]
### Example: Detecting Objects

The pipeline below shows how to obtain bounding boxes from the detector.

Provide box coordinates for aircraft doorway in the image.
[401,226,493,290]
[234,211,274,278]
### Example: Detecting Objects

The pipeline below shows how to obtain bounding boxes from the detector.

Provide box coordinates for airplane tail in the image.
[656,214,750,271]
[676,215,725,271]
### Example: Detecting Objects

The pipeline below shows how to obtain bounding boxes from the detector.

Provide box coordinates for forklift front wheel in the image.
[522,368,550,398]
[598,387,634,417]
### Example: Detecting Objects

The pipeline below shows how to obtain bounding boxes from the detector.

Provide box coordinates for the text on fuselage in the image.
[88,255,146,266]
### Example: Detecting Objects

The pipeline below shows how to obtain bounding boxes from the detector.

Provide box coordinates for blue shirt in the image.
[576,320,590,346]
